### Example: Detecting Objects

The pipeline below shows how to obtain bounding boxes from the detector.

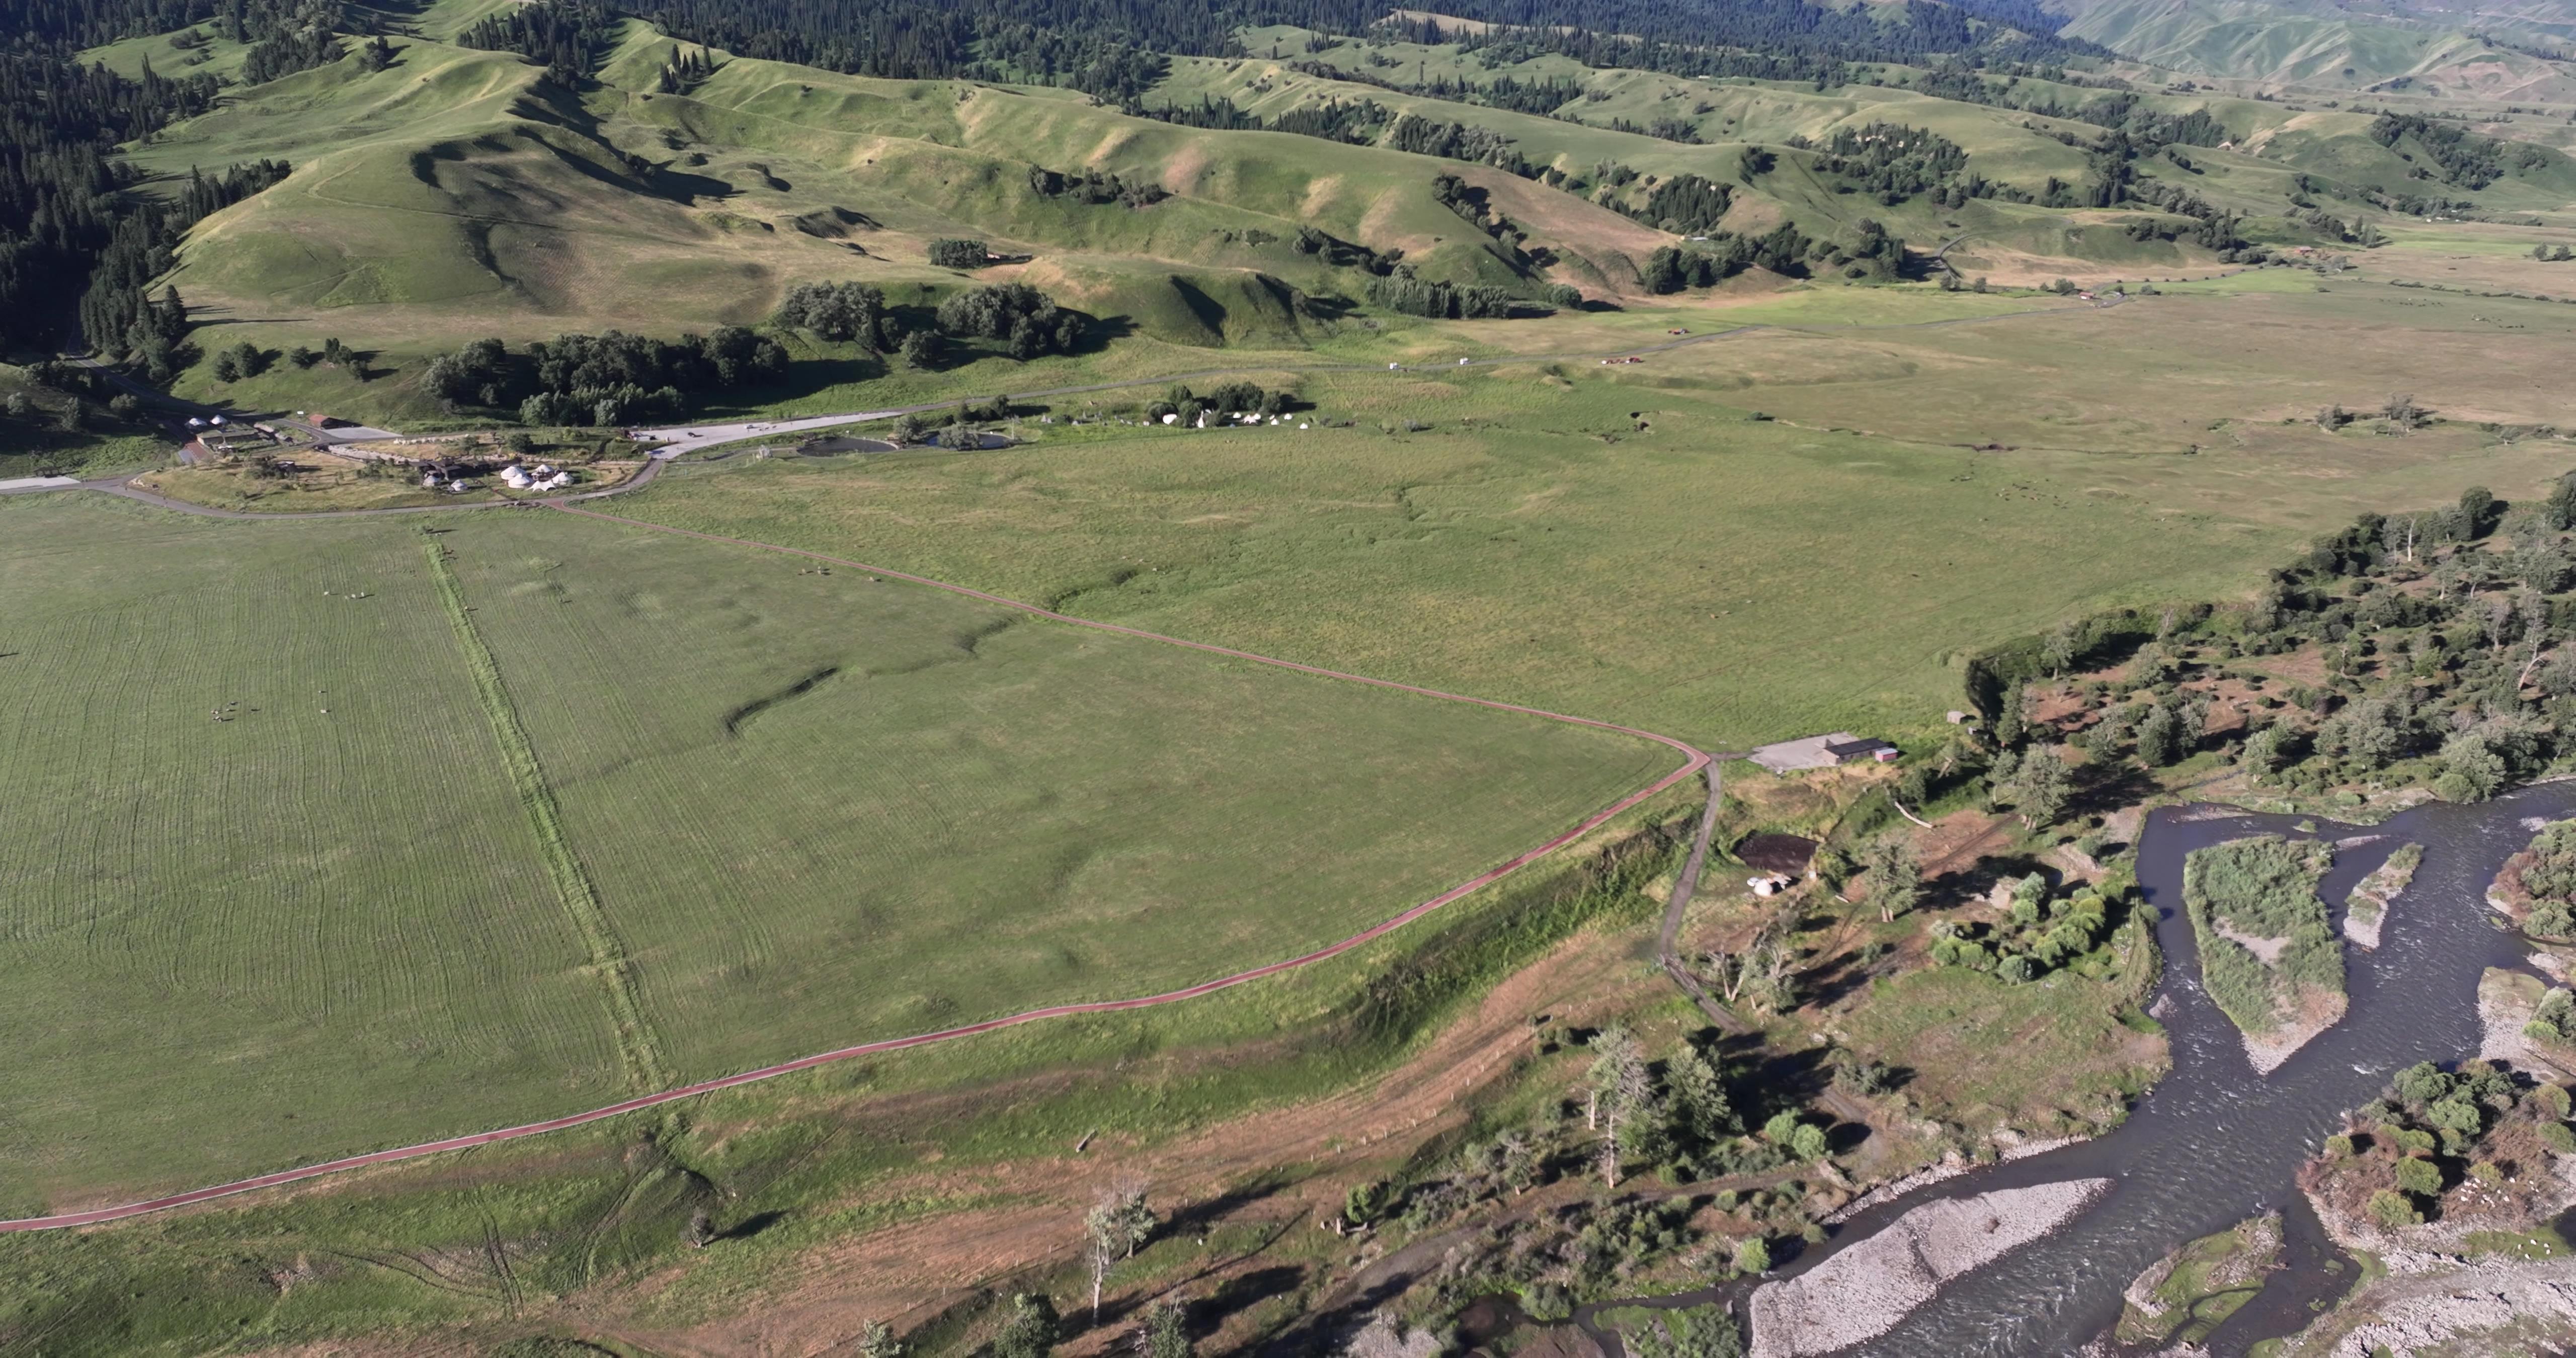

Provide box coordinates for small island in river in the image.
[2183,834,2345,1072]
[2343,841,2420,950]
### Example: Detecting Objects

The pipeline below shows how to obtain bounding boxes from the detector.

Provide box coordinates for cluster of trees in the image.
[773,279,894,344]
[1144,380,1291,424]
[77,159,289,379]
[423,328,789,425]
[2369,113,2540,191]
[1967,475,2576,808]
[1326,1022,1809,1307]
[773,279,1083,363]
[1024,164,1167,208]
[2125,179,2249,251]
[2512,821,2576,938]
[935,280,1083,358]
[2313,1061,2573,1229]
[652,44,717,93]
[1639,223,1811,292]
[1288,222,1399,275]
[457,0,618,86]
[1600,171,1731,236]
[1383,110,1533,174]
[1802,122,1974,206]
[238,0,351,84]
[2183,835,2342,1032]
[1365,269,1520,318]
[926,237,992,269]
[1927,872,2121,983]
[0,53,222,354]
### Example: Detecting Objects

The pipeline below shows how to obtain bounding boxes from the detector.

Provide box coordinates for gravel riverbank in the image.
[1746,1177,2112,1357]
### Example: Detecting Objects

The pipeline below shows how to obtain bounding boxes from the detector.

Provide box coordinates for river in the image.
[1568,780,2576,1356]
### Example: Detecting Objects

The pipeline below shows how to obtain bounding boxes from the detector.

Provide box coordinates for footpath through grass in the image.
[0,493,1675,1208]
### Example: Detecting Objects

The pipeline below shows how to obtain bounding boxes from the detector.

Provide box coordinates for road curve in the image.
[1656,761,1756,1037]
[0,505,1710,1233]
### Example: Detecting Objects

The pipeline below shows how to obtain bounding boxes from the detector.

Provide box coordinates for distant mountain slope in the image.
[2049,0,2576,95]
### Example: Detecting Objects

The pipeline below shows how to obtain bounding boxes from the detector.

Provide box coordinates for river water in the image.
[1576,781,2576,1356]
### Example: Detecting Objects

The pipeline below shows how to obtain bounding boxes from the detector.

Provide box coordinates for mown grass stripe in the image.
[424,536,672,1093]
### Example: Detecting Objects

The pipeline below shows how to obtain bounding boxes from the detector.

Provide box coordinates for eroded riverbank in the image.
[1564,783,2576,1357]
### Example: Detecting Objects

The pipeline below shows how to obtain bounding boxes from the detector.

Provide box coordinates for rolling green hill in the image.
[44,0,2576,429]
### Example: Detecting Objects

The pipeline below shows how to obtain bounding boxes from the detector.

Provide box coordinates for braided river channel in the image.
[1559,780,2576,1356]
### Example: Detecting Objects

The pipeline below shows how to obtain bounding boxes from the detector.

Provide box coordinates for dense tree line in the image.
[1965,474,2576,810]
[608,0,2102,102]
[1365,270,1518,318]
[0,49,254,357]
[1640,223,1810,291]
[1025,164,1167,208]
[1803,122,1973,207]
[1133,95,1544,179]
[79,158,286,374]
[422,328,789,425]
[773,278,1084,361]
[457,0,619,86]
[2369,113,2542,191]
[1426,0,2103,80]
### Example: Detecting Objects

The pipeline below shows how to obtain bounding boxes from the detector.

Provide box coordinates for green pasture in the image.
[616,367,2282,752]
[0,492,1672,1208]
[613,272,2576,755]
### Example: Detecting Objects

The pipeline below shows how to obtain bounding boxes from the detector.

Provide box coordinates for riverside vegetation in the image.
[2182,835,2345,1069]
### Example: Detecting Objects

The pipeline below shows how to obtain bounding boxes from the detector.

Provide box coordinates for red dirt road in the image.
[0,505,1708,1233]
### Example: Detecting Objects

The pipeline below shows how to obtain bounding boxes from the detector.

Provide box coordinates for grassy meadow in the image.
[612,274,2576,753]
[0,492,1674,1208]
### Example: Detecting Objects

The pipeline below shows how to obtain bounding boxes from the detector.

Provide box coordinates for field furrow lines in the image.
[422,535,673,1095]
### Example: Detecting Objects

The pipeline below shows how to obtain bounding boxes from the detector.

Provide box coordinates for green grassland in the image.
[0,794,1694,1354]
[2115,1212,2286,1346]
[0,492,1674,1207]
[607,273,2576,752]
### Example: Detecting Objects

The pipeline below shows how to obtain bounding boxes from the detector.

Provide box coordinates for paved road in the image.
[20,293,2130,513]
[0,501,1713,1232]
[634,295,2121,456]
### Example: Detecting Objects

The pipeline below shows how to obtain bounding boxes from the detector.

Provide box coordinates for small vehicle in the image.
[1457,357,1471,365]
[1388,362,1401,370]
